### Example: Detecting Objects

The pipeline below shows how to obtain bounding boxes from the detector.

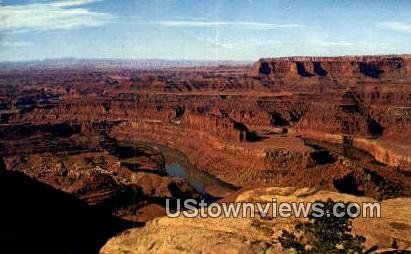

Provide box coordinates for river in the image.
[110,139,237,197]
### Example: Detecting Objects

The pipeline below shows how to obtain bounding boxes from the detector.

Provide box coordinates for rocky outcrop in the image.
[101,187,411,253]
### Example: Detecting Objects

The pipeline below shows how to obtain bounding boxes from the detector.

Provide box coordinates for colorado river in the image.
[110,139,237,197]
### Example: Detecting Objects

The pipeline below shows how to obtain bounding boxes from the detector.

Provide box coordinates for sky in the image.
[0,0,411,61]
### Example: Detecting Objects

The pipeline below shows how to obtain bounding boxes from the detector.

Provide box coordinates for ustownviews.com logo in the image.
[165,199,381,219]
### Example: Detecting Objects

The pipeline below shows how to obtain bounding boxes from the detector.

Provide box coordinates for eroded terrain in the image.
[1,55,411,253]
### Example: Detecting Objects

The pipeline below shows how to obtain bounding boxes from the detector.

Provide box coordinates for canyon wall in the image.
[1,55,410,170]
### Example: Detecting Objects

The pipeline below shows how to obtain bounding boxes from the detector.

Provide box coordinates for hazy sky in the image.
[1,0,411,61]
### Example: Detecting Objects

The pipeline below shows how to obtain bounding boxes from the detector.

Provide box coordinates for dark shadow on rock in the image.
[333,173,365,196]
[246,131,268,142]
[359,63,384,78]
[310,150,336,165]
[313,62,328,76]
[258,62,271,75]
[296,62,314,77]
[367,118,384,138]
[233,121,266,142]
[270,112,289,127]
[175,105,185,119]
[0,158,137,254]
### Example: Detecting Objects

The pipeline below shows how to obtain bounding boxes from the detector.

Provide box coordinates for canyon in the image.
[0,55,410,253]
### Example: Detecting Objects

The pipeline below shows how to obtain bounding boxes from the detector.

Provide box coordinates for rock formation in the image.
[251,55,411,81]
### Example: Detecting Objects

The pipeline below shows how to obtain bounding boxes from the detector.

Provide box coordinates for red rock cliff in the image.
[251,55,411,81]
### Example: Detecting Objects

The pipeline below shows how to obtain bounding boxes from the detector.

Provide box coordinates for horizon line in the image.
[1,53,411,64]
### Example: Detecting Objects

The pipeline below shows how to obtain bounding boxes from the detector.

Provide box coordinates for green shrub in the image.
[279,199,366,254]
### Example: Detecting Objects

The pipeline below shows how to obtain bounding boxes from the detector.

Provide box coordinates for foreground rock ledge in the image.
[100,187,411,254]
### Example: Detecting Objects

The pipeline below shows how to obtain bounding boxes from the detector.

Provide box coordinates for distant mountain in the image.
[0,58,252,70]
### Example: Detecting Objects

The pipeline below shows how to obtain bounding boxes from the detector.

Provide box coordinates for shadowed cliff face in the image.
[0,157,135,254]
